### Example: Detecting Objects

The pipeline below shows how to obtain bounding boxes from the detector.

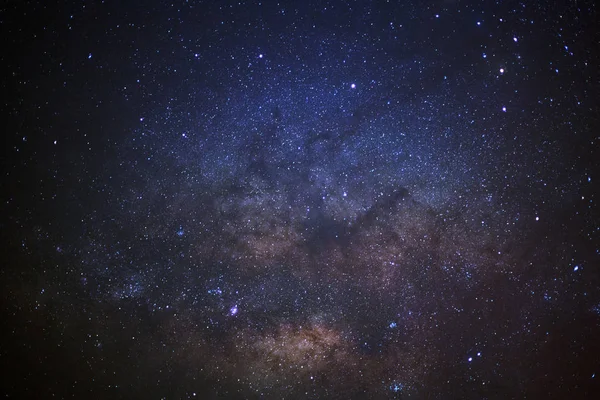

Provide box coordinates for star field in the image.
[2,1,599,398]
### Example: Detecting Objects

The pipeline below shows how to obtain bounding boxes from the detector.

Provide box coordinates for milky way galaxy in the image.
[2,1,600,398]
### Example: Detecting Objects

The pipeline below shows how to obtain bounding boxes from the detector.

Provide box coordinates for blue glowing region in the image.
[389,382,403,392]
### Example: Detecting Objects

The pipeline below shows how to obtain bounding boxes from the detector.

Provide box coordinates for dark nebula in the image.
[2,1,599,398]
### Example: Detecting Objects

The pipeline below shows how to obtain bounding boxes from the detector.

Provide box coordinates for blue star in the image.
[389,382,403,392]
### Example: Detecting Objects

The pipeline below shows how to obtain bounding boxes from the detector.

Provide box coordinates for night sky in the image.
[2,1,600,398]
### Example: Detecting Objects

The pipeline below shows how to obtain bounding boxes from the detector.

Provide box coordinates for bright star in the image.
[390,382,403,392]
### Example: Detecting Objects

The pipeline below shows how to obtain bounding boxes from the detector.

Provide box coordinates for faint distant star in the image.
[176,227,185,237]
[502,106,507,112]
[468,357,473,362]
[573,265,579,272]
[499,68,505,74]
[350,83,356,89]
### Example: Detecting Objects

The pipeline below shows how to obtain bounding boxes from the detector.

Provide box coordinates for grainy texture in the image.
[1,1,599,398]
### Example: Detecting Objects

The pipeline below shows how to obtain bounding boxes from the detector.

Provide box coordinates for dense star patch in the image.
[2,0,599,398]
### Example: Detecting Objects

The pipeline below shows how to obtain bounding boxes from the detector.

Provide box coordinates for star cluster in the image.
[2,0,599,398]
